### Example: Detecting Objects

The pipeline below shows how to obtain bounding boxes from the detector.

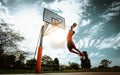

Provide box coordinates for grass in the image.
[0,69,35,74]
[0,68,120,74]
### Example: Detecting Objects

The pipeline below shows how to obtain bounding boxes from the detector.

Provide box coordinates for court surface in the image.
[3,72,120,75]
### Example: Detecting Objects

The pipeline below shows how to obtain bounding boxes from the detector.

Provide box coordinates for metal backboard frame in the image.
[43,8,65,29]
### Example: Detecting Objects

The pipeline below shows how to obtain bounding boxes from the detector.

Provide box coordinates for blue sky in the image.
[0,0,120,67]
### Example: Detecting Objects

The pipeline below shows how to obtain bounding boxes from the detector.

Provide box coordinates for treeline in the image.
[60,59,120,72]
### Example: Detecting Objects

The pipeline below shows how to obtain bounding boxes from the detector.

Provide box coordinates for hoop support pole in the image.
[35,25,44,73]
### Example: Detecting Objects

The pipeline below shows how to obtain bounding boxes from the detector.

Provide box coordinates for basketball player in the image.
[67,23,85,60]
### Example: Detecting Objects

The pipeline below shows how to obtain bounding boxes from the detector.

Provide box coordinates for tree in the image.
[8,55,16,67]
[53,58,59,71]
[54,58,59,65]
[0,17,24,69]
[0,54,16,69]
[0,19,24,53]
[0,45,4,55]
[42,55,53,64]
[26,59,36,70]
[13,51,26,69]
[99,59,112,68]
[19,53,25,63]
[112,66,120,69]
[68,62,80,70]
[41,55,60,71]
[81,51,91,69]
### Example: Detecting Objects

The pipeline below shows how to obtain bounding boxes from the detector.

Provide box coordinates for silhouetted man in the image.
[67,23,85,60]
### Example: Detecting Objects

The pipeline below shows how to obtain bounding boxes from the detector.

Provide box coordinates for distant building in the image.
[41,64,59,71]
[59,65,67,70]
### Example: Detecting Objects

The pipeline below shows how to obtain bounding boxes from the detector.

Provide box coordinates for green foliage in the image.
[81,51,91,69]
[68,62,80,70]
[0,46,4,55]
[0,54,16,69]
[42,55,53,64]
[99,59,112,68]
[0,19,25,69]
[0,19,24,52]
[54,58,59,65]
[19,53,25,62]
[0,69,34,74]
[53,58,59,71]
[41,55,60,71]
[26,59,36,70]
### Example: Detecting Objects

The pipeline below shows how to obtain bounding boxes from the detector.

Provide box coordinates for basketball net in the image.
[43,18,61,36]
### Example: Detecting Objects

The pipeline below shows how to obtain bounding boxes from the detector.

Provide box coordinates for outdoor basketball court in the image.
[3,72,120,75]
[39,72,120,75]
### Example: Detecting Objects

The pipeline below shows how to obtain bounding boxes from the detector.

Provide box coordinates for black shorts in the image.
[67,41,76,50]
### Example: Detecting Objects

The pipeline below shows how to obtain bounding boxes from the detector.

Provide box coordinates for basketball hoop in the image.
[43,17,63,36]
[35,8,65,73]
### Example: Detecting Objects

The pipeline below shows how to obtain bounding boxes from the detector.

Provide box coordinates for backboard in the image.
[43,8,65,29]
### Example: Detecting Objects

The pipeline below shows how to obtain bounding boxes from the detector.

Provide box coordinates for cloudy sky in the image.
[0,0,120,67]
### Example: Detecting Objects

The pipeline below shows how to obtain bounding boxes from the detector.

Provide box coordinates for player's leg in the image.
[74,48,84,56]
[69,48,80,56]
[71,42,82,55]
[72,42,85,60]
[73,48,85,60]
[67,42,80,56]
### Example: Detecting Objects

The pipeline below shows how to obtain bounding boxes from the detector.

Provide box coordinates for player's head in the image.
[72,23,77,28]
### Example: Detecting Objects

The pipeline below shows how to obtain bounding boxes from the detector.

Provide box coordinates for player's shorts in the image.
[67,41,76,50]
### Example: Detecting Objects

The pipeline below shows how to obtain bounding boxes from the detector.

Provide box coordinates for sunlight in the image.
[48,28,67,48]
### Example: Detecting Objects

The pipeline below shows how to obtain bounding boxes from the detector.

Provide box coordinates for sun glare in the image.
[48,28,67,48]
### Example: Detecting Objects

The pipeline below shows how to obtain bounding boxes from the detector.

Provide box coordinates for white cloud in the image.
[102,12,118,22]
[76,23,103,49]
[89,40,95,47]
[101,1,120,23]
[109,1,120,12]
[77,1,120,50]
[0,2,10,22]
[96,32,120,50]
[84,38,90,48]
[79,25,120,50]
[81,19,91,27]
[88,23,103,35]
[89,52,105,58]
[77,37,95,48]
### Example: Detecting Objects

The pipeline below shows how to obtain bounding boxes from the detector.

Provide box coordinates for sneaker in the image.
[82,56,85,60]
[79,52,85,59]
[79,54,85,60]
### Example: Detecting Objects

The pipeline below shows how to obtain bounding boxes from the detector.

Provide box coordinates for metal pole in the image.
[35,25,44,73]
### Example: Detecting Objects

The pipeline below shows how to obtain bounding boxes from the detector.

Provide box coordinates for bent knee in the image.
[69,49,73,52]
